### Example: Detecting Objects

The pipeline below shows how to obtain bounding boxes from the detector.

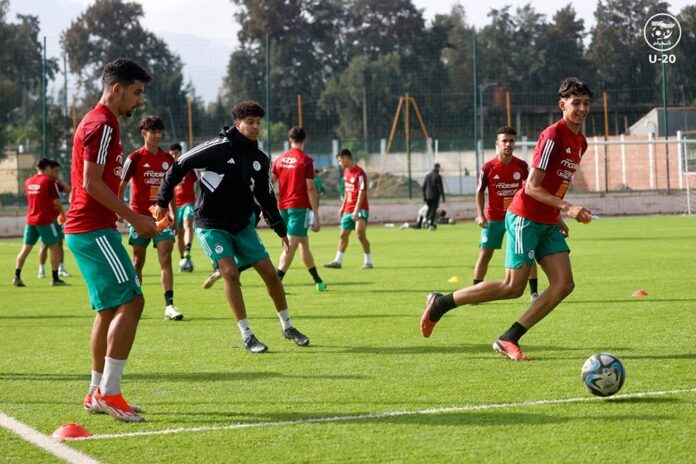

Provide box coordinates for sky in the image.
[7,0,692,102]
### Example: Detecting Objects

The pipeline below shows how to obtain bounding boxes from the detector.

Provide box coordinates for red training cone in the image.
[52,423,91,440]
[632,290,649,297]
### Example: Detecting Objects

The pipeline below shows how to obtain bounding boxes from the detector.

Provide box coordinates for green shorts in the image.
[504,211,570,269]
[280,208,309,237]
[66,228,142,311]
[479,220,505,249]
[128,224,175,248]
[23,221,62,246]
[176,203,194,228]
[195,222,269,270]
[340,210,369,231]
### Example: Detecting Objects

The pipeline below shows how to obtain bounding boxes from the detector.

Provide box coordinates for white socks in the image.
[101,357,127,396]
[237,319,253,341]
[364,253,372,265]
[334,251,345,264]
[89,370,102,396]
[277,309,292,331]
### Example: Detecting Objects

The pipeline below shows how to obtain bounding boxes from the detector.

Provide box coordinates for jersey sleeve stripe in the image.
[97,125,113,165]
[96,235,128,284]
[121,158,132,180]
[176,138,227,164]
[538,139,554,171]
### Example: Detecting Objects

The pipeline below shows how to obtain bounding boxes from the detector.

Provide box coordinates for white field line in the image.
[81,387,696,441]
[0,411,100,464]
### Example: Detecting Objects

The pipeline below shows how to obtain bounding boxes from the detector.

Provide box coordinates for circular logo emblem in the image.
[528,250,535,260]
[513,172,521,180]
[253,161,261,171]
[644,13,681,52]
[162,161,170,170]
[482,236,488,243]
[215,245,224,254]
[132,231,139,239]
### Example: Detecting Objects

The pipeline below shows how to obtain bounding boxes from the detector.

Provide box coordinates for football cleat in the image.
[244,334,268,353]
[92,389,143,422]
[203,269,221,289]
[530,292,539,302]
[51,279,70,286]
[58,268,71,278]
[164,305,184,321]
[283,326,310,346]
[492,339,530,361]
[84,393,141,414]
[12,277,26,287]
[37,268,46,279]
[315,282,327,292]
[361,262,374,269]
[323,261,342,269]
[420,292,442,338]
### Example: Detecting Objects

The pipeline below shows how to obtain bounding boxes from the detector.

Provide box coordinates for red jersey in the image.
[65,103,123,233]
[477,156,528,221]
[508,118,587,224]
[25,173,60,226]
[121,147,174,215]
[174,171,197,207]
[272,148,314,210]
[343,165,369,213]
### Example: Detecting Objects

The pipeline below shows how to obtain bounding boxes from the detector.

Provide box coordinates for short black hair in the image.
[37,157,52,170]
[231,100,265,121]
[138,115,164,132]
[169,142,182,151]
[496,126,517,136]
[48,159,61,168]
[102,58,152,87]
[288,126,307,143]
[558,77,592,99]
[434,163,441,169]
[337,148,352,158]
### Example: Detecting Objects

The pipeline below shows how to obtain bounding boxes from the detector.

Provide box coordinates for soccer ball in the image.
[178,258,194,273]
[448,218,456,225]
[581,353,626,397]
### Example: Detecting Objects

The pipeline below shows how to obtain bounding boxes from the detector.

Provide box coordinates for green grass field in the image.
[1,215,695,463]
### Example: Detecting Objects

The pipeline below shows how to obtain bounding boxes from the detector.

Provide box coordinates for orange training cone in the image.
[52,423,91,440]
[632,290,649,297]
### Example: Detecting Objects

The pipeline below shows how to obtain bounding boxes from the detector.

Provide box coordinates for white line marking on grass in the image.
[0,411,100,464]
[80,387,696,441]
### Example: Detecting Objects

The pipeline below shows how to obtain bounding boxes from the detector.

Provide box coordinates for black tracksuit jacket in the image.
[157,126,287,237]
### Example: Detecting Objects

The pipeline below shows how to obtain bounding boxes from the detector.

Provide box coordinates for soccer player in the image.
[474,126,539,300]
[13,157,68,287]
[272,126,326,291]
[118,115,183,321]
[420,77,594,362]
[422,163,445,230]
[37,159,71,280]
[169,142,196,273]
[323,149,372,269]
[65,58,157,422]
[156,100,310,353]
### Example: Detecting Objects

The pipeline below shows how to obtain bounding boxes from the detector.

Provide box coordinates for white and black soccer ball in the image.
[581,352,626,397]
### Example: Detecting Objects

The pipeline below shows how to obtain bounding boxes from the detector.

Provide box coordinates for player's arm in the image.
[157,144,211,213]
[253,159,288,238]
[306,178,320,231]
[438,174,445,202]
[475,168,488,228]
[83,161,157,238]
[524,168,590,222]
[352,177,366,220]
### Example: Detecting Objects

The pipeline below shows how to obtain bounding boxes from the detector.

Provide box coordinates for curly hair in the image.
[138,115,164,132]
[231,101,265,121]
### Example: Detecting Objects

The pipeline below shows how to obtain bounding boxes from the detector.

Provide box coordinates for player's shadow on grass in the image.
[0,314,93,320]
[335,343,495,355]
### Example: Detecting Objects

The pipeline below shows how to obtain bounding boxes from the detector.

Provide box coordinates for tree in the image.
[61,0,190,153]
[0,0,59,155]
[668,6,696,106]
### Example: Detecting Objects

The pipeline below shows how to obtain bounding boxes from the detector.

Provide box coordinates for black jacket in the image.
[422,169,445,202]
[157,127,287,237]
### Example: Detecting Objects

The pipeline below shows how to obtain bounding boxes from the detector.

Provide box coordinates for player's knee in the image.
[502,281,526,299]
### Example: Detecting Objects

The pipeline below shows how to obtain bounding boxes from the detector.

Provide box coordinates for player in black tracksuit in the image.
[156,101,309,353]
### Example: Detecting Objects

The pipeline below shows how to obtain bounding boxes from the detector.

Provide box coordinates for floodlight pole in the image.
[265,33,271,156]
[472,30,478,174]
[42,36,48,157]
[661,61,670,192]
